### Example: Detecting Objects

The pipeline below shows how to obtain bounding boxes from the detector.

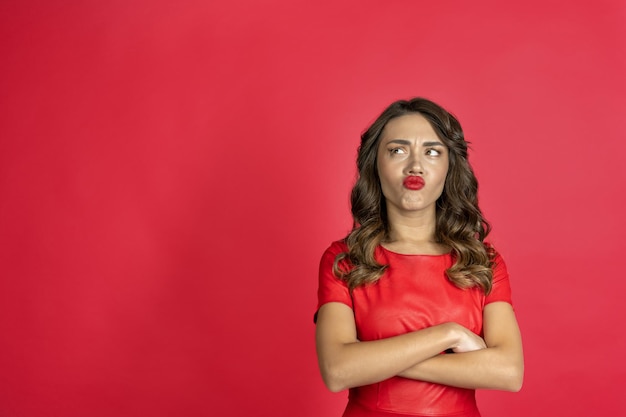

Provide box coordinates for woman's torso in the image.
[344,244,486,417]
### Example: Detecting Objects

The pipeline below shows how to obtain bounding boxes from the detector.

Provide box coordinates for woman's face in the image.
[376,113,449,217]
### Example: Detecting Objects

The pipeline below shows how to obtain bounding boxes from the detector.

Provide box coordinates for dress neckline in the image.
[379,244,452,257]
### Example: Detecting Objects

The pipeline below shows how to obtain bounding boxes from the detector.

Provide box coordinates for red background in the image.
[1,1,625,416]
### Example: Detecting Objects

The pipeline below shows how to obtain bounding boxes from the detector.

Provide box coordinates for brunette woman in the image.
[315,97,523,417]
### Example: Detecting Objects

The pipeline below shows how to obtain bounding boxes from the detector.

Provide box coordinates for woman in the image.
[315,97,523,417]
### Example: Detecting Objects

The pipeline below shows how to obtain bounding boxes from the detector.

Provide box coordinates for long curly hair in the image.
[334,97,495,293]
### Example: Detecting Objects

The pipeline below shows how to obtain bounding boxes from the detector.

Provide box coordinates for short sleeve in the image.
[316,241,353,318]
[485,252,513,305]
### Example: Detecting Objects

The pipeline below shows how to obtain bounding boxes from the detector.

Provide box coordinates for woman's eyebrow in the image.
[423,141,445,147]
[385,139,412,145]
[385,139,445,147]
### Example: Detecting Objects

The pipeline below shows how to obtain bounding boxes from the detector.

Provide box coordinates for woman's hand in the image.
[449,323,486,353]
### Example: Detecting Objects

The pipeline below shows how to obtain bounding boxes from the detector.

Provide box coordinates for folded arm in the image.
[315,302,486,392]
[397,302,524,391]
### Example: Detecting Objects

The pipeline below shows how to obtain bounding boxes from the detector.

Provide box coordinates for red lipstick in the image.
[403,176,425,190]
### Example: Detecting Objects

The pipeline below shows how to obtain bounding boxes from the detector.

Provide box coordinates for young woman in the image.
[315,98,523,417]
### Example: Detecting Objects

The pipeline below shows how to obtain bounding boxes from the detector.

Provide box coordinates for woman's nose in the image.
[406,154,423,175]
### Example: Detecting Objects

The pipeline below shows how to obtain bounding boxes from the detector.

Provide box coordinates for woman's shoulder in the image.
[485,241,506,263]
[484,242,510,284]
[319,239,349,269]
[323,239,349,256]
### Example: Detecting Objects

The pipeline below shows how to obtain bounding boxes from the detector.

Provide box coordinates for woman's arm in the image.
[315,301,486,392]
[397,302,524,391]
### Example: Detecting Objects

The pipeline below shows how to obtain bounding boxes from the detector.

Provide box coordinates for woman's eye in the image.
[426,148,441,156]
[390,148,406,155]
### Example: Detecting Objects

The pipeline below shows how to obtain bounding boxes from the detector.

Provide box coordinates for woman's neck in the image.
[384,207,448,255]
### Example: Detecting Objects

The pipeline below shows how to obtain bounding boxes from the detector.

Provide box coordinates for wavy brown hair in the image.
[334,97,495,293]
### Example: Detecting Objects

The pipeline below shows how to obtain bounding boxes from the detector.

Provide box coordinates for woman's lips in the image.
[403,176,425,190]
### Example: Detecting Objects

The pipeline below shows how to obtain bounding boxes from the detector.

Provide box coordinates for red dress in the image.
[317,241,513,417]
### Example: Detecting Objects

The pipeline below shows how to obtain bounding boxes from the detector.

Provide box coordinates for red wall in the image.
[1,1,625,416]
